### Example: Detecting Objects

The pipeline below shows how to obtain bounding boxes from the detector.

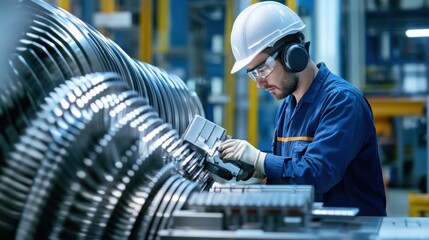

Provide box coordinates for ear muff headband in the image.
[280,41,309,73]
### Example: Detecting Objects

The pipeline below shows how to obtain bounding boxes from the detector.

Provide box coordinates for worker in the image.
[218,1,386,216]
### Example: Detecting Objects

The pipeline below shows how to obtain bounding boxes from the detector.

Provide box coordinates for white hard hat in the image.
[230,1,305,73]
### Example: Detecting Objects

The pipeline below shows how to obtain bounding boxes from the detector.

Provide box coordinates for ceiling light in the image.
[405,29,429,38]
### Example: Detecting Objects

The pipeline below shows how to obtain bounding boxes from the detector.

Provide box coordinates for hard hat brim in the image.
[230,52,259,74]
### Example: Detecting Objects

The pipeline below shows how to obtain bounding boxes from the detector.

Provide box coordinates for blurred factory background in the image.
[3,0,428,218]
[41,0,429,217]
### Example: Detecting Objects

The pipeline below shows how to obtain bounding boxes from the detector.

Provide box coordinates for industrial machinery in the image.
[182,115,255,182]
[0,1,428,239]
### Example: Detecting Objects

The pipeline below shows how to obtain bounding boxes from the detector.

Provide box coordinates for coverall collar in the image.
[299,62,330,103]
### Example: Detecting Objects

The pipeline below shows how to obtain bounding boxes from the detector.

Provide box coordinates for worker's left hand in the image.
[218,139,267,176]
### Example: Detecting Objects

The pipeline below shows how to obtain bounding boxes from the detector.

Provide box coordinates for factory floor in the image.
[386,188,418,217]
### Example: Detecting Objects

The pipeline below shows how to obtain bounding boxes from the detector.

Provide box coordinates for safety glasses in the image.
[246,51,278,80]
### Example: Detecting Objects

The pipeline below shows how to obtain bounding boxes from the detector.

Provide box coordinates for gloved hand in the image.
[218,139,267,176]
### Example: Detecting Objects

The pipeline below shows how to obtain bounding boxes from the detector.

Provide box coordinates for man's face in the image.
[247,52,298,100]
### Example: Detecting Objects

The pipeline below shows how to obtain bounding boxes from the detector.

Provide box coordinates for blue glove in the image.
[218,139,267,176]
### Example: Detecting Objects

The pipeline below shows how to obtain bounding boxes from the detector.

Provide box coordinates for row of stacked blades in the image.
[0,0,215,239]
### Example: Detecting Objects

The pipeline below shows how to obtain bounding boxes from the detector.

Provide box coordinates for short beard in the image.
[278,73,298,99]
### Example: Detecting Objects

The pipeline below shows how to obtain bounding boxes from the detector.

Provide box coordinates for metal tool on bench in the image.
[181,115,255,182]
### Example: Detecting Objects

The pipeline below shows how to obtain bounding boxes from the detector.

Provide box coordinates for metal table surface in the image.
[158,216,429,240]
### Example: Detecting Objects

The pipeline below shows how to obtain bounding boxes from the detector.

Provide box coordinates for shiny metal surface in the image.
[0,1,210,238]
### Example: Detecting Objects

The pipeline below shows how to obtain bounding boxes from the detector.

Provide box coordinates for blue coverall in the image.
[264,63,387,216]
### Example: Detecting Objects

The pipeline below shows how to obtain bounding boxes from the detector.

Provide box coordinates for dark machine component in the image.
[182,115,255,182]
[157,184,368,239]
[184,185,314,230]
[158,185,429,240]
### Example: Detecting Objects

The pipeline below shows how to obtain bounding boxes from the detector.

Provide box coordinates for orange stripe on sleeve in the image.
[277,136,314,142]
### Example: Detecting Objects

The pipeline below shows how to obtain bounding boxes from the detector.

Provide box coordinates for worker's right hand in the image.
[218,139,267,176]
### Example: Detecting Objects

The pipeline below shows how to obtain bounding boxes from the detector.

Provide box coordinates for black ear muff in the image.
[281,42,309,73]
